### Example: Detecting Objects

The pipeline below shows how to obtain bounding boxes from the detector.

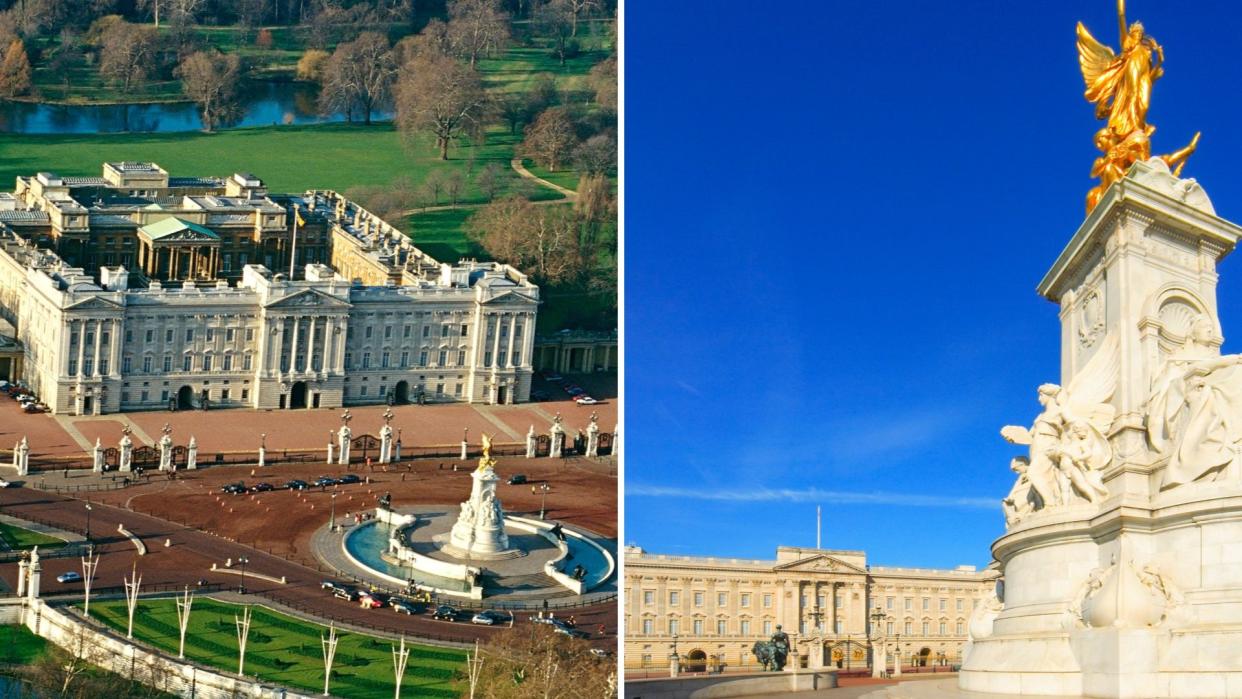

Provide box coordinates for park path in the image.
[510,157,579,201]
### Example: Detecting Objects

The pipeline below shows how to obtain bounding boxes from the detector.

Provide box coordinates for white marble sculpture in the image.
[960,160,1242,697]
[14,437,28,476]
[92,438,104,473]
[525,425,536,459]
[549,414,565,459]
[586,413,600,457]
[379,424,393,463]
[447,436,513,558]
[337,426,350,465]
[186,436,197,470]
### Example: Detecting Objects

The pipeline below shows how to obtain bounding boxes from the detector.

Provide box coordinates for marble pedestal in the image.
[446,463,515,559]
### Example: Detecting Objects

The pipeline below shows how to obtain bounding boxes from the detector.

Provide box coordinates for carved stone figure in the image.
[1055,420,1111,504]
[1002,456,1040,526]
[1148,315,1242,488]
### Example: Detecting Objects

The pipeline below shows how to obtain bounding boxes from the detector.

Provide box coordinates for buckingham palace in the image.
[0,162,539,414]
[624,544,997,672]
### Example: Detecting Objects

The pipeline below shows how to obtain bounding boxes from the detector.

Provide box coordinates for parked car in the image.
[286,479,309,491]
[564,386,585,396]
[221,482,246,495]
[432,605,459,621]
[575,396,600,405]
[250,482,274,493]
[390,598,421,615]
[314,476,338,487]
[590,648,614,658]
[333,587,360,601]
[359,592,385,609]
[0,479,13,488]
[553,623,590,639]
[320,580,339,590]
[338,474,361,485]
[22,403,46,413]
[472,610,510,625]
[541,371,563,382]
[507,474,528,485]
[57,572,82,583]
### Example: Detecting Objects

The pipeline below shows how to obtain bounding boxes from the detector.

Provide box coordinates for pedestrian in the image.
[598,623,606,636]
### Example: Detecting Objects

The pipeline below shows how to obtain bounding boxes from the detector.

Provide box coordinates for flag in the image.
[295,208,306,227]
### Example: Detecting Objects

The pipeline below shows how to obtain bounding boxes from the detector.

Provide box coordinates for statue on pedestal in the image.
[158,423,173,471]
[119,427,133,473]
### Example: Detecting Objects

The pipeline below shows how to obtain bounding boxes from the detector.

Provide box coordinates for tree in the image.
[563,0,600,37]
[319,31,394,124]
[446,0,510,68]
[420,170,446,206]
[296,48,329,82]
[534,0,576,66]
[255,28,274,49]
[469,624,615,698]
[394,19,451,64]
[522,106,579,171]
[179,49,243,132]
[445,171,465,205]
[395,53,488,160]
[475,161,505,201]
[98,20,159,91]
[467,197,584,284]
[572,132,615,175]
[588,54,616,112]
[48,30,87,93]
[0,39,31,97]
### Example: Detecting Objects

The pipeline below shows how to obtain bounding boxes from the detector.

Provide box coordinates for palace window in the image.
[956,598,964,612]
[740,593,751,608]
[83,359,93,376]
[498,351,507,367]
[362,352,371,368]
[365,327,373,339]
[68,359,77,376]
[922,598,929,611]
[166,329,173,343]
[461,324,468,337]
[202,356,212,371]
[206,329,214,342]
[438,350,447,366]
[183,356,192,371]
[241,389,249,401]
[887,596,894,610]
[441,325,449,337]
[141,390,148,402]
[904,598,912,611]
[956,621,964,635]
[99,360,108,375]
[513,352,521,366]
[385,326,392,339]
[762,594,772,608]
[905,621,912,635]
[436,383,444,396]
[668,620,679,635]
[226,328,235,342]
[186,329,194,342]
[163,356,172,372]
[764,620,772,635]
[123,357,132,373]
[940,621,947,636]
[717,593,727,607]
[243,355,252,370]
[404,326,412,338]
[422,326,430,338]
[643,591,653,605]
[344,353,353,369]
[400,351,409,367]
[717,620,727,635]
[483,351,492,367]
[693,620,703,635]
[669,591,679,605]
[381,352,390,368]
[125,330,133,343]
[420,351,428,367]
[939,598,946,611]
[694,592,703,607]
[246,328,254,342]
[223,355,232,371]
[642,619,653,635]
[458,350,466,365]
[887,621,894,635]
[146,329,154,343]
[740,620,750,635]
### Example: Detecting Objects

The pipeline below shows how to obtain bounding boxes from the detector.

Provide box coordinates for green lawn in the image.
[0,521,67,551]
[86,598,462,698]
[0,624,49,664]
[522,158,584,192]
[0,123,537,203]
[406,208,485,263]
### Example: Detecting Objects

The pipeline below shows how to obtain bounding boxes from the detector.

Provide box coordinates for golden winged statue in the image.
[1077,1,1200,212]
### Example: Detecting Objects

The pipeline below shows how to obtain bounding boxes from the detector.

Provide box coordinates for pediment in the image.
[65,296,124,312]
[264,289,350,309]
[152,229,219,243]
[481,290,538,306]
[773,554,867,575]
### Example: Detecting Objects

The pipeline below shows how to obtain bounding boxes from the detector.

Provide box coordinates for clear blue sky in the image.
[623,1,1242,569]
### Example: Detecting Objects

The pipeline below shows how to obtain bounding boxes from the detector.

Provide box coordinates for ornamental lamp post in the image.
[237,556,249,594]
[84,502,92,543]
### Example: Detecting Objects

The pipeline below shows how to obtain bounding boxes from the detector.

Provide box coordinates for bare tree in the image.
[563,0,600,36]
[421,170,447,206]
[48,30,87,93]
[319,31,394,124]
[467,197,584,284]
[0,39,31,97]
[395,53,488,159]
[179,49,243,132]
[468,623,615,697]
[522,106,579,171]
[446,0,510,68]
[588,54,616,112]
[98,20,159,91]
[475,161,505,201]
[445,171,465,205]
[572,132,615,175]
[534,0,575,66]
[394,19,452,64]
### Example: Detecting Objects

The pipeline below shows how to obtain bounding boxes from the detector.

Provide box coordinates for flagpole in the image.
[289,202,299,280]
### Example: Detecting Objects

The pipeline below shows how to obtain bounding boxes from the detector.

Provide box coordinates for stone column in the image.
[327,432,335,464]
[93,318,103,377]
[75,320,85,379]
[15,437,28,477]
[307,316,317,371]
[289,316,301,375]
[669,654,680,678]
[586,421,600,458]
[460,439,468,461]
[505,315,517,368]
[110,319,123,378]
[159,434,173,471]
[186,436,197,470]
[16,558,27,597]
[894,650,902,677]
[338,428,351,465]
[119,437,132,472]
[550,424,564,459]
[525,426,536,459]
[379,425,392,464]
[26,548,40,601]
[491,315,503,370]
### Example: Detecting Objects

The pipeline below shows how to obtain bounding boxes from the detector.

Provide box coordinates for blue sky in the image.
[623,1,1242,568]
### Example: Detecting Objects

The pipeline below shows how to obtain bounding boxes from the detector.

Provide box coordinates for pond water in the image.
[343,520,472,594]
[0,81,393,135]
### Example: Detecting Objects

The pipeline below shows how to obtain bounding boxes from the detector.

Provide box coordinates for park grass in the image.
[0,522,66,551]
[406,208,485,263]
[0,123,531,202]
[0,624,49,665]
[86,598,463,699]
[522,158,584,192]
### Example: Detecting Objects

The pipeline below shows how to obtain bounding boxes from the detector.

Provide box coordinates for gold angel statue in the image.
[1077,1,1199,212]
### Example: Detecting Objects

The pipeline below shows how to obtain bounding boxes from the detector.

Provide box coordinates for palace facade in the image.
[0,163,538,414]
[623,545,997,672]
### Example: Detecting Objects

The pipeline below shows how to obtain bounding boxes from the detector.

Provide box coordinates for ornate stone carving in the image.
[1075,557,1178,629]
[1078,288,1106,348]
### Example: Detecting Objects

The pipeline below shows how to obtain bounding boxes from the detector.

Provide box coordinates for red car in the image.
[359,592,385,609]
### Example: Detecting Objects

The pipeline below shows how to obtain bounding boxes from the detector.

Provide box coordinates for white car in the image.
[0,480,12,488]
[57,572,82,583]
[575,396,600,405]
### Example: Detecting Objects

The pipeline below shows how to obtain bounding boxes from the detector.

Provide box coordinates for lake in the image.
[0,81,392,135]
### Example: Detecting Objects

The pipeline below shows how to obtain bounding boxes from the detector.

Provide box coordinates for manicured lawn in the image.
[522,158,584,192]
[0,624,49,664]
[0,123,536,204]
[406,208,486,263]
[0,522,67,551]
[86,598,462,699]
